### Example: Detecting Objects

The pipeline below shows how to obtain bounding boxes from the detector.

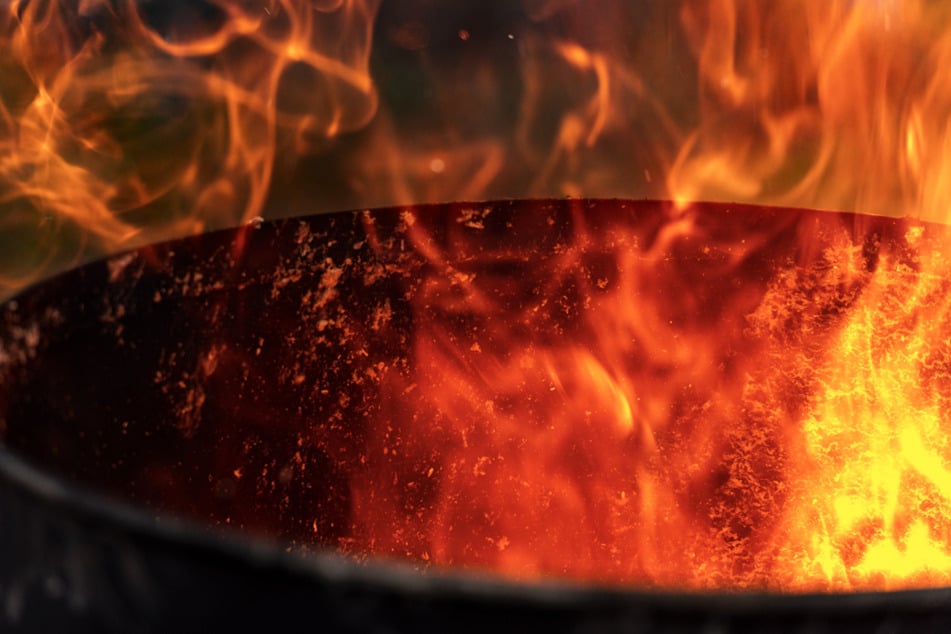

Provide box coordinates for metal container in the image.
[2,199,951,632]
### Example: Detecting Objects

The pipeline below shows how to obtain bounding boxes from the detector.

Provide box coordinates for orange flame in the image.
[669,0,951,220]
[340,0,951,590]
[5,0,951,592]
[0,0,378,292]
[344,202,951,591]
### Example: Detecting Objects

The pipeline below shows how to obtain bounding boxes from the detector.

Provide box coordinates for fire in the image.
[0,0,378,293]
[669,0,951,220]
[340,201,951,591]
[4,0,951,592]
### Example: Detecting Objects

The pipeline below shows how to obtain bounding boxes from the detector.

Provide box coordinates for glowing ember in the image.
[333,200,951,592]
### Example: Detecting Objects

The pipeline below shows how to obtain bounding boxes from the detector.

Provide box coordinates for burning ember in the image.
[3,0,951,597]
[350,201,951,592]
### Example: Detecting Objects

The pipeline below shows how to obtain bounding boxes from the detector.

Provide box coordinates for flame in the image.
[5,0,951,591]
[0,0,378,293]
[345,202,951,591]
[341,0,951,590]
[668,0,951,220]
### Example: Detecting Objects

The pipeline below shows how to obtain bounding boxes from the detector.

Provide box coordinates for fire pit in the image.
[4,0,951,630]
[3,198,951,631]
